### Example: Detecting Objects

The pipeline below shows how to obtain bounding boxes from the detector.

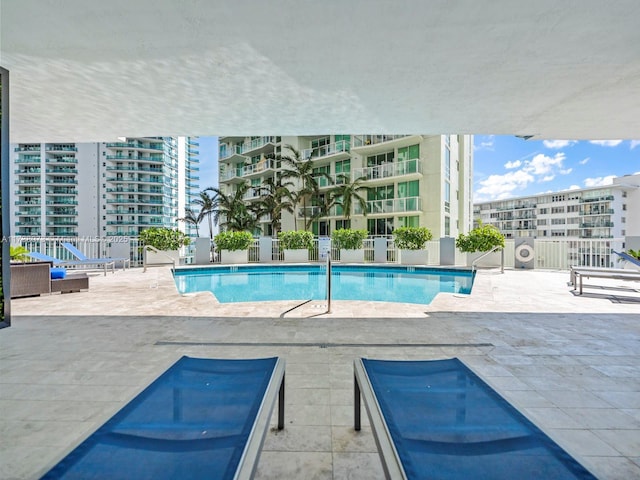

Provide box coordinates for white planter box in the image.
[399,249,428,265]
[221,249,248,264]
[340,249,365,263]
[145,249,180,266]
[283,249,309,263]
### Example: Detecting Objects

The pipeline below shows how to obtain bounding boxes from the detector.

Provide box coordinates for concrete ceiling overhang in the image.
[2,0,640,142]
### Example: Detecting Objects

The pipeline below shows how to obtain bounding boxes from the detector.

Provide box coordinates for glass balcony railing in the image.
[46,145,78,152]
[46,156,78,164]
[302,140,350,161]
[105,142,163,150]
[15,146,41,152]
[352,159,422,181]
[352,135,411,148]
[46,168,78,174]
[354,196,422,215]
[15,168,41,174]
[15,156,41,163]
[45,179,78,184]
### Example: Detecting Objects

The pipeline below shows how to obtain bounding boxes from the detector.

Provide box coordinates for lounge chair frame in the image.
[354,358,407,479]
[27,251,115,276]
[572,268,640,295]
[61,242,131,270]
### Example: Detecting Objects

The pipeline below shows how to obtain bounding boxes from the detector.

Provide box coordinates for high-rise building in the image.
[217,135,474,238]
[10,137,199,237]
[473,173,640,239]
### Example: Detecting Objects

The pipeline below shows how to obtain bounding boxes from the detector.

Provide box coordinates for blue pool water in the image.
[174,265,474,305]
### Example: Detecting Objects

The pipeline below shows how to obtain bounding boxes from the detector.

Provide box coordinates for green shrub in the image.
[393,226,433,250]
[10,245,30,262]
[627,249,640,260]
[456,225,505,253]
[331,228,367,250]
[139,227,190,250]
[214,231,254,252]
[278,230,314,250]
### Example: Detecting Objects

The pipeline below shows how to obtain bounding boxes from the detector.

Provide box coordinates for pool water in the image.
[174,265,474,305]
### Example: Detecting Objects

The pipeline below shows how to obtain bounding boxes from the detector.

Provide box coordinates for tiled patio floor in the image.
[1,266,639,479]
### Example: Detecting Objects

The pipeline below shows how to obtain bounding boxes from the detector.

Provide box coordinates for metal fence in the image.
[10,236,627,270]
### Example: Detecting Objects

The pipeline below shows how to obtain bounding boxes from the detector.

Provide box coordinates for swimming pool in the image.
[174,265,474,305]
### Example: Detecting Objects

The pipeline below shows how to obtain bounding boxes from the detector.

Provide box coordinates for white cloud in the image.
[630,140,640,149]
[589,140,623,147]
[474,135,495,151]
[504,160,521,169]
[579,157,590,165]
[584,175,615,187]
[543,140,576,149]
[541,175,555,182]
[568,185,581,190]
[475,170,535,201]
[560,168,573,175]
[523,152,566,175]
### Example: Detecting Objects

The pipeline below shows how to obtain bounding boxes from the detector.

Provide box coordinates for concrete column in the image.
[374,237,387,263]
[439,237,456,265]
[259,237,272,262]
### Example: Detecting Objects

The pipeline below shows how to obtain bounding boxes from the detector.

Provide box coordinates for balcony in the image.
[243,160,275,178]
[106,155,164,162]
[580,222,614,228]
[15,221,41,226]
[15,156,41,163]
[106,166,164,173]
[15,178,41,185]
[15,201,41,206]
[46,156,78,164]
[15,146,41,152]
[302,140,350,163]
[46,168,78,174]
[46,145,78,152]
[105,141,163,151]
[46,220,78,226]
[352,159,422,182]
[106,230,139,236]
[579,209,614,216]
[106,187,163,194]
[580,195,614,203]
[15,168,41,174]
[297,206,343,218]
[45,178,78,185]
[355,196,422,215]
[17,209,42,216]
[106,209,162,215]
[220,169,243,182]
[46,199,78,205]
[47,188,77,195]
[106,199,164,205]
[15,189,41,195]
[315,173,348,189]
[46,209,77,216]
[351,135,421,155]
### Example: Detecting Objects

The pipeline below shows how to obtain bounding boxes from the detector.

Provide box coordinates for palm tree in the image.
[178,207,205,237]
[254,176,295,235]
[279,145,331,231]
[330,174,369,222]
[192,190,216,238]
[207,183,257,232]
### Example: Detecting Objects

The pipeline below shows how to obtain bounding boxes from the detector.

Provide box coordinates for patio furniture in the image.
[51,273,89,294]
[354,357,596,479]
[572,268,640,295]
[613,250,640,269]
[9,261,51,298]
[61,241,131,270]
[41,356,286,480]
[27,251,115,276]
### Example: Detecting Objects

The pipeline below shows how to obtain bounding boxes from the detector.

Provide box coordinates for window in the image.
[538,208,547,214]
[622,204,627,211]
[367,217,394,235]
[444,182,450,213]
[335,219,351,230]
[397,144,419,162]
[567,205,579,212]
[537,219,547,225]
[622,217,626,223]
[398,216,419,228]
[444,216,450,236]
[551,218,566,225]
[367,151,394,167]
[444,145,451,180]
[551,207,565,214]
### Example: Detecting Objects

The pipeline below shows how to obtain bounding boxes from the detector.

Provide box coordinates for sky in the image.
[195,135,640,203]
[474,136,640,203]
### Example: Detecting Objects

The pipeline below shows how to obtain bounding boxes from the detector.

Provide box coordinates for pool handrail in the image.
[470,245,504,274]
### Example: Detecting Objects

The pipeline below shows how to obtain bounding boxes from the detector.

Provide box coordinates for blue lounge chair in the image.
[62,242,130,270]
[613,250,640,269]
[42,356,286,480]
[27,251,115,276]
[354,358,596,479]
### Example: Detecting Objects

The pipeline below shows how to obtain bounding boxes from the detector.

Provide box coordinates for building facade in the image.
[11,137,199,237]
[474,173,640,239]
[218,135,474,238]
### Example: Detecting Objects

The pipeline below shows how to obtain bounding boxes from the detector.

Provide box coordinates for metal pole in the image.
[326,252,332,314]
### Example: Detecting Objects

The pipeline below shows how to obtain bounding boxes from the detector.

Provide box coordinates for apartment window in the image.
[622,229,626,236]
[538,208,547,214]
[397,145,419,162]
[622,217,626,223]
[367,151,394,167]
[551,218,566,225]
[622,204,627,211]
[367,217,394,235]
[538,219,547,225]
[335,219,351,230]
[552,195,565,202]
[444,182,450,213]
[551,207,565,214]
[568,217,580,224]
[622,191,627,198]
[444,216,450,236]
[398,216,419,228]
[567,205,579,212]
[311,137,330,149]
[335,159,350,177]
[444,146,451,180]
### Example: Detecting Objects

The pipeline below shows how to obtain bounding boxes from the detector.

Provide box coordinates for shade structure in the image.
[355,358,596,480]
[42,356,285,480]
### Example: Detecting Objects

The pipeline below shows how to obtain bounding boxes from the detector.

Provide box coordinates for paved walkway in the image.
[1,266,639,479]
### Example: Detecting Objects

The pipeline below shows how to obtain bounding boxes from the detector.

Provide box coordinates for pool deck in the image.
[1,265,639,479]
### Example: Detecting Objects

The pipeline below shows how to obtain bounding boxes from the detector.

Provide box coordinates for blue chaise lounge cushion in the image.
[50,267,67,279]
